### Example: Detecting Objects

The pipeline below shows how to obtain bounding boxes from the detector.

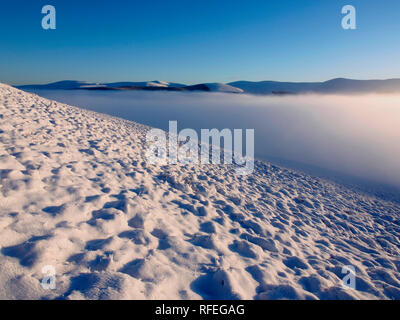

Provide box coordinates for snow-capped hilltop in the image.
[105,80,187,88]
[1,83,400,300]
[202,83,244,93]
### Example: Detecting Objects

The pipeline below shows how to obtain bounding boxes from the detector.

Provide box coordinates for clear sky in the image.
[1,0,399,85]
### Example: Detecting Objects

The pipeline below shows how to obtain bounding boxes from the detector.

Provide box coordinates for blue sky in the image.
[1,0,399,85]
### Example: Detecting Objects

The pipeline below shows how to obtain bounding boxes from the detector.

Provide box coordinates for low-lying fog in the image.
[29,89,400,192]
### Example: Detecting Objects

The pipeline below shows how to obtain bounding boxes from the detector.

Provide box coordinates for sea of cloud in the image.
[31,89,400,189]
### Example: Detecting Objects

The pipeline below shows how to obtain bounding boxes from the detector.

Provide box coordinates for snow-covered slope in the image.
[0,84,399,300]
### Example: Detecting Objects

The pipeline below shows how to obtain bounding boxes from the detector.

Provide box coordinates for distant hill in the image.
[18,80,98,90]
[105,81,187,88]
[228,78,400,95]
[17,78,400,95]
[17,80,186,90]
[201,83,243,93]
[17,81,243,93]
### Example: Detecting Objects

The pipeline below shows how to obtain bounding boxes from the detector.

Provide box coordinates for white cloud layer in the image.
[34,90,400,188]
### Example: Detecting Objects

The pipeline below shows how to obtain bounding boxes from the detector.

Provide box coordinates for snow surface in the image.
[0,83,399,300]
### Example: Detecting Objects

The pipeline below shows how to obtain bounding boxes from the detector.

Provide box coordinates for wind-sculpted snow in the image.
[0,84,399,300]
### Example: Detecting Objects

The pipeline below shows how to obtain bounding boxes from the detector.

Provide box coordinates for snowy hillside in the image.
[0,84,399,300]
